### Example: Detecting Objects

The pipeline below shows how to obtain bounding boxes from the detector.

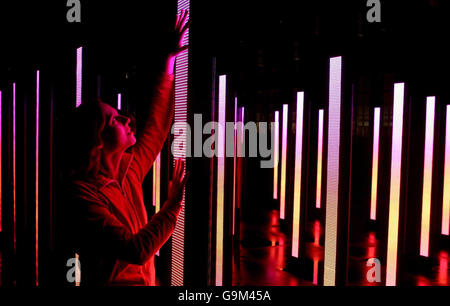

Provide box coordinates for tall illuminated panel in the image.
[386,83,405,286]
[153,153,161,256]
[324,56,342,286]
[292,92,304,258]
[280,104,289,220]
[171,2,190,286]
[316,109,324,209]
[273,111,280,200]
[443,105,450,236]
[370,107,381,220]
[76,47,82,108]
[420,97,435,257]
[35,71,40,285]
[117,93,122,110]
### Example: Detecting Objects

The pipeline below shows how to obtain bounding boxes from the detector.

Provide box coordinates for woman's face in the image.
[99,102,136,152]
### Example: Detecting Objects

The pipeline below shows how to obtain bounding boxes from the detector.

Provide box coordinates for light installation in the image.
[232,97,237,235]
[35,70,40,286]
[316,109,324,209]
[13,83,16,252]
[216,74,226,286]
[443,105,450,236]
[171,1,190,286]
[117,93,122,110]
[280,104,288,220]
[420,97,435,257]
[0,91,2,233]
[153,153,161,256]
[386,82,405,286]
[292,92,304,258]
[273,111,280,200]
[323,56,342,286]
[76,47,83,108]
[370,107,381,220]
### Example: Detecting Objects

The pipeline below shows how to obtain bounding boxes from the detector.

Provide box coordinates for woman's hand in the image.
[165,159,188,214]
[165,9,190,75]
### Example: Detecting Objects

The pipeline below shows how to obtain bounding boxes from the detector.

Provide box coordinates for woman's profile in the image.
[60,10,190,286]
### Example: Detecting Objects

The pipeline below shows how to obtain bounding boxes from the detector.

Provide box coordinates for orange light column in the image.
[370,107,381,220]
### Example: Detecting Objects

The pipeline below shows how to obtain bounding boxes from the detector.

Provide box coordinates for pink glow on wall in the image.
[316,109,324,209]
[292,92,304,258]
[442,105,450,236]
[273,111,280,200]
[420,97,435,257]
[280,104,289,220]
[76,47,83,108]
[386,82,405,286]
[324,56,342,286]
[171,2,190,286]
[35,70,40,286]
[216,74,227,286]
[370,107,381,220]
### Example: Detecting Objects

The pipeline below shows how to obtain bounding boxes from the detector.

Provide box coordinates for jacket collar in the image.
[95,151,134,190]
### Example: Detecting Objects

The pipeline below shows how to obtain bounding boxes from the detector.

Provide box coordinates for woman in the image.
[63,10,190,286]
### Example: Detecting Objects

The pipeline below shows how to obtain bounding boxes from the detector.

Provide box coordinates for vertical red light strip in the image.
[171,0,189,286]
[324,56,342,286]
[232,97,237,236]
[280,104,288,220]
[35,70,40,286]
[442,105,450,236]
[386,82,405,286]
[316,109,324,209]
[273,111,280,200]
[216,75,226,286]
[292,92,304,258]
[13,83,16,252]
[420,97,435,257]
[370,107,381,220]
[76,47,83,108]
[117,93,122,110]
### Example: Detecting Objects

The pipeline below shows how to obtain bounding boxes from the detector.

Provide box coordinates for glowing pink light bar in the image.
[292,92,304,258]
[216,74,226,286]
[443,105,450,236]
[316,109,324,209]
[117,93,122,110]
[273,111,280,200]
[386,82,405,286]
[36,70,40,286]
[0,91,2,232]
[13,83,16,252]
[232,97,237,236]
[280,104,289,220]
[420,97,436,257]
[76,47,83,108]
[370,107,381,220]
[171,2,190,286]
[324,56,342,286]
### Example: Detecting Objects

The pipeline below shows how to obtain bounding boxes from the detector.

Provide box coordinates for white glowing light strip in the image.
[420,97,436,257]
[76,47,83,108]
[216,74,226,286]
[171,2,190,286]
[117,93,122,110]
[232,97,237,236]
[280,104,289,220]
[443,105,450,236]
[36,70,40,286]
[370,107,381,220]
[292,92,304,258]
[153,153,161,256]
[386,82,405,286]
[273,111,280,200]
[13,83,16,252]
[316,109,324,209]
[324,56,342,286]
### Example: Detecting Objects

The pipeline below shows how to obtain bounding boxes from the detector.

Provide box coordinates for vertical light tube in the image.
[0,91,2,233]
[316,109,324,209]
[171,1,190,286]
[153,153,161,256]
[324,56,342,286]
[420,97,436,257]
[76,47,83,108]
[117,93,122,110]
[386,82,405,286]
[442,105,450,236]
[370,107,381,220]
[292,92,304,258]
[273,111,280,200]
[35,71,40,286]
[232,97,237,235]
[280,104,289,220]
[216,75,226,286]
[13,83,16,252]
